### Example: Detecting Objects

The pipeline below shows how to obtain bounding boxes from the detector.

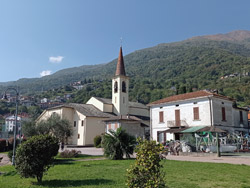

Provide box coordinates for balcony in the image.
[167,120,189,128]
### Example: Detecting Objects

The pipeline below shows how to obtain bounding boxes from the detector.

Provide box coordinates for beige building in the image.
[37,47,150,146]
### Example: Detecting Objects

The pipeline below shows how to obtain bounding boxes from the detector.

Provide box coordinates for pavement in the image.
[1,147,250,167]
[165,155,250,166]
[62,146,104,156]
[0,153,11,166]
[65,147,250,166]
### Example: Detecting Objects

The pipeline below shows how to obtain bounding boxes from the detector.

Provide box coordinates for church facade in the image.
[37,47,149,146]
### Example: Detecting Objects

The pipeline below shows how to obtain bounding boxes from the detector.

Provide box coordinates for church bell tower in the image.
[112,47,129,115]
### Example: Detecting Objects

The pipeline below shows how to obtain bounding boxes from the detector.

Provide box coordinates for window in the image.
[78,134,80,139]
[122,81,126,93]
[108,124,111,130]
[159,111,164,123]
[157,131,166,143]
[222,107,226,121]
[176,104,179,107]
[114,81,118,93]
[81,120,84,126]
[114,123,118,129]
[193,107,199,120]
[240,111,243,123]
[74,121,76,127]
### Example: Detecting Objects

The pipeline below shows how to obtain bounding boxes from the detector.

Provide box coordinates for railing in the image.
[167,120,189,128]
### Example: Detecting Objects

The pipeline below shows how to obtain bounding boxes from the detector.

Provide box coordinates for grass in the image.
[0,159,250,188]
[56,154,104,161]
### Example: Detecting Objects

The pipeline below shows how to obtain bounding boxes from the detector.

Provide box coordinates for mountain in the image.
[1,30,250,105]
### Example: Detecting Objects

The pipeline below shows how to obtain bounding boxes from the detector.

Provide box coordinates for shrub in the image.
[59,150,81,158]
[0,139,7,152]
[126,138,166,188]
[8,150,13,161]
[93,135,102,148]
[102,127,136,160]
[15,134,59,183]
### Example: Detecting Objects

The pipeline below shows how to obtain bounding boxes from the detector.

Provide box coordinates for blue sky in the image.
[0,0,250,82]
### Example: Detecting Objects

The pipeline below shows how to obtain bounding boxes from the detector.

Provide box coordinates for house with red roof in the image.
[148,90,249,143]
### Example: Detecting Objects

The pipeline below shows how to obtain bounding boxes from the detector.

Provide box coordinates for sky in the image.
[0,0,250,82]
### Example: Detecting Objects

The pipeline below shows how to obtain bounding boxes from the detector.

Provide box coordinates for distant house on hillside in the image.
[148,90,249,143]
[37,47,150,146]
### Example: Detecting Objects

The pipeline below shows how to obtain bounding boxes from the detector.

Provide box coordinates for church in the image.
[37,47,150,146]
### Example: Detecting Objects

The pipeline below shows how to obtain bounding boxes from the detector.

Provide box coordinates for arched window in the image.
[122,81,126,93]
[114,81,118,93]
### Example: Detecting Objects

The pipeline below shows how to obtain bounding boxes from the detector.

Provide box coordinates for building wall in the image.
[121,122,145,138]
[106,121,145,139]
[86,97,104,111]
[112,76,129,115]
[151,96,249,142]
[151,98,212,141]
[85,117,106,145]
[103,104,113,113]
[212,98,233,127]
[232,108,248,130]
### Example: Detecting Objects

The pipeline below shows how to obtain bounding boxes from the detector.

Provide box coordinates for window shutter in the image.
[193,107,199,120]
[159,111,164,123]
[222,107,226,121]
[240,111,243,123]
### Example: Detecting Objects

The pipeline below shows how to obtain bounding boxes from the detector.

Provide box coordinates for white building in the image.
[148,90,249,143]
[5,115,22,132]
[37,47,149,146]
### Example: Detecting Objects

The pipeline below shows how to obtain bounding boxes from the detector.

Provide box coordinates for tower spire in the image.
[115,47,126,76]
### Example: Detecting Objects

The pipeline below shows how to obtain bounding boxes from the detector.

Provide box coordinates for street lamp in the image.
[2,87,19,165]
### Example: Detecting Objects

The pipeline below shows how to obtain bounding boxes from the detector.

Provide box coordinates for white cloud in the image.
[40,70,52,77]
[49,56,64,63]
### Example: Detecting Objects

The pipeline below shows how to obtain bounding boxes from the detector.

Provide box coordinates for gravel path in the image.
[0,154,11,166]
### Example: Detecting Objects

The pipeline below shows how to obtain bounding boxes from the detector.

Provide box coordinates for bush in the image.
[102,128,136,160]
[126,138,166,188]
[15,135,59,183]
[8,150,13,161]
[93,135,102,148]
[59,150,81,158]
[0,139,7,152]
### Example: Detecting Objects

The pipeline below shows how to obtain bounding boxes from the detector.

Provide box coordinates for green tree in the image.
[15,135,59,183]
[22,114,72,143]
[127,138,166,188]
[28,106,42,120]
[102,127,136,160]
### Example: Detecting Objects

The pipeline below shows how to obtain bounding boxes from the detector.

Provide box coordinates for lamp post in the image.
[2,88,19,165]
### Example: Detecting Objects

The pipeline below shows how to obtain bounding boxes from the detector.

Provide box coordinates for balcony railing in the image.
[167,120,189,128]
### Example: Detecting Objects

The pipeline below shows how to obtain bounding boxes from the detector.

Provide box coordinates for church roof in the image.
[94,97,148,109]
[115,47,126,76]
[129,101,149,109]
[48,103,115,118]
[94,97,113,105]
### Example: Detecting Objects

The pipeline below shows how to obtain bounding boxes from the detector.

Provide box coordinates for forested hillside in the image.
[2,30,250,106]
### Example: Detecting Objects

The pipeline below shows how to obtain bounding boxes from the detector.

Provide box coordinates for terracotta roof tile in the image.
[149,90,234,106]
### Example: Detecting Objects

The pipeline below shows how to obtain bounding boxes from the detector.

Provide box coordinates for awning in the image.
[195,126,226,133]
[181,126,207,133]
[159,127,189,134]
